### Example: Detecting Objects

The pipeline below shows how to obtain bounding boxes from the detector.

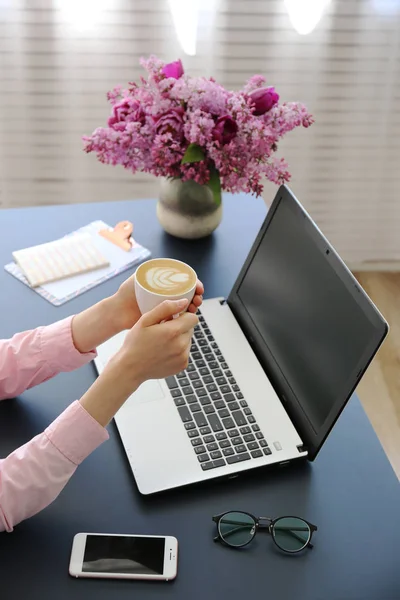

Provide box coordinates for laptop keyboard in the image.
[165,310,272,472]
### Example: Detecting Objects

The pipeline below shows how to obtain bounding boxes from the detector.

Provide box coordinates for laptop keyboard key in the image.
[190,403,202,413]
[240,399,248,407]
[229,401,240,411]
[259,439,268,447]
[204,375,214,385]
[244,407,252,416]
[187,429,199,438]
[222,417,235,429]
[210,362,219,370]
[256,431,264,439]
[228,429,239,438]
[194,445,206,454]
[196,388,207,397]
[208,414,223,432]
[204,405,215,414]
[196,359,206,368]
[189,372,199,381]
[226,454,240,464]
[211,392,222,401]
[186,395,197,404]
[207,383,218,393]
[218,408,230,419]
[182,386,194,396]
[200,426,211,435]
[197,454,209,463]
[191,438,202,446]
[247,441,259,451]
[213,458,226,468]
[231,437,243,445]
[210,450,222,460]
[199,367,210,376]
[207,442,218,452]
[166,376,178,389]
[216,377,227,386]
[236,445,247,453]
[200,396,211,406]
[244,434,255,442]
[214,400,226,410]
[229,377,236,384]
[221,363,229,370]
[248,416,256,423]
[251,450,263,459]
[218,356,225,362]
[224,393,235,403]
[219,439,231,448]
[205,355,215,363]
[216,431,227,440]
[194,413,208,428]
[201,462,214,471]
[177,371,186,379]
[186,363,196,372]
[185,422,196,430]
[178,406,192,422]
[171,389,182,398]
[263,447,272,456]
[236,392,244,400]
[232,410,247,427]
[204,435,215,444]
[238,452,251,462]
[198,339,207,347]
[252,424,260,432]
[193,352,202,360]
[240,426,251,435]
[174,397,185,407]
[233,385,240,392]
[221,385,231,395]
[213,369,223,378]
[223,447,235,456]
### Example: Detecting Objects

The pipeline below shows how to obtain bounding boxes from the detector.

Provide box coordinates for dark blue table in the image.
[0,195,399,600]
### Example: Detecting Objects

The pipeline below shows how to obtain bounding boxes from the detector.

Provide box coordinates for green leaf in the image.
[208,165,222,206]
[181,143,205,164]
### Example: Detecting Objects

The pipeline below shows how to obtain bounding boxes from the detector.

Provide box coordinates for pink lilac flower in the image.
[83,55,314,197]
[162,59,184,79]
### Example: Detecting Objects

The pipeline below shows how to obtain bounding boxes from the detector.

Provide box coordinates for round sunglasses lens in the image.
[219,512,256,547]
[272,517,311,552]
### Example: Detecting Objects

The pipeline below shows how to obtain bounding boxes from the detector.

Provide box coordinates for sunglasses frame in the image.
[212,510,318,554]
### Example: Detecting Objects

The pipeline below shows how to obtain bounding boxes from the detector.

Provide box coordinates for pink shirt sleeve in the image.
[0,317,109,532]
[0,316,97,400]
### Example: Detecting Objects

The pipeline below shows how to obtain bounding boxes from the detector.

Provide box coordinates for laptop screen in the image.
[228,186,387,458]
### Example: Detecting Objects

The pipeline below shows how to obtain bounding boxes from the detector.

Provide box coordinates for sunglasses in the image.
[213,511,318,554]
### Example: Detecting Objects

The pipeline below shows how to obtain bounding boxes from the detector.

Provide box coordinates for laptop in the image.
[95,185,388,495]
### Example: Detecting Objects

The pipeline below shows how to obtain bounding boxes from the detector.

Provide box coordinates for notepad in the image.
[4,220,151,306]
[13,233,110,287]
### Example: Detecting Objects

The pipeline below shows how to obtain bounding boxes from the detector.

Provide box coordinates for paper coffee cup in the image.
[134,258,197,315]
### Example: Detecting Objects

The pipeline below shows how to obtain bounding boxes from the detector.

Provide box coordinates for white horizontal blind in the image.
[1,0,399,268]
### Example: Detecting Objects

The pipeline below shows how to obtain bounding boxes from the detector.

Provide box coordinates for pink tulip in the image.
[162,59,184,79]
[249,87,279,115]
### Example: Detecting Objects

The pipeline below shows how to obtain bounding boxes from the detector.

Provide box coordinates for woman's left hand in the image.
[113,274,204,331]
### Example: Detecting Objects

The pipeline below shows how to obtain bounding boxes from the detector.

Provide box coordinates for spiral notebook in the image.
[4,220,151,306]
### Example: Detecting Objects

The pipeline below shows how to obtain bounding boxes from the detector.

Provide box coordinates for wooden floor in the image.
[354,272,400,480]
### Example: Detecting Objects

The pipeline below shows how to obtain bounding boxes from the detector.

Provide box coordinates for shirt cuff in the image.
[40,316,97,373]
[45,401,109,465]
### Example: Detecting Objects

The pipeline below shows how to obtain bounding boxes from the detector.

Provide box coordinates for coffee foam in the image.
[146,266,190,292]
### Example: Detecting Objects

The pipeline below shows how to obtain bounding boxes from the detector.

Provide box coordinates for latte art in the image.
[136,258,196,296]
[146,267,190,292]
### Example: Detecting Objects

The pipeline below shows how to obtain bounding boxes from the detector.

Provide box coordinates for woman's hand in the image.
[112,274,204,331]
[79,299,198,426]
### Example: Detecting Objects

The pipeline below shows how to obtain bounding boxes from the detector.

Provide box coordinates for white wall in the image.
[1,0,399,268]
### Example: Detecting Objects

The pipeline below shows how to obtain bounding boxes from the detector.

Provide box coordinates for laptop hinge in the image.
[297,444,307,454]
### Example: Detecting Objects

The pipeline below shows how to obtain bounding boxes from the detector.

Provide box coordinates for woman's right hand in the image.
[80,299,198,427]
[115,298,198,387]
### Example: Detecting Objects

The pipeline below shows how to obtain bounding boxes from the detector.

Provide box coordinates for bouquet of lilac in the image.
[83,55,313,204]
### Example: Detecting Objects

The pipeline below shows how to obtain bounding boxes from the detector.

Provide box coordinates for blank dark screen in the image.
[237,199,372,432]
[82,535,165,575]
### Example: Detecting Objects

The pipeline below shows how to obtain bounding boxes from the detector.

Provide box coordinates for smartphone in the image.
[69,533,178,581]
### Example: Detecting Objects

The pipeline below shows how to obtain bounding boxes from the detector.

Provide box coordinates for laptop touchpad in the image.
[133,380,165,404]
